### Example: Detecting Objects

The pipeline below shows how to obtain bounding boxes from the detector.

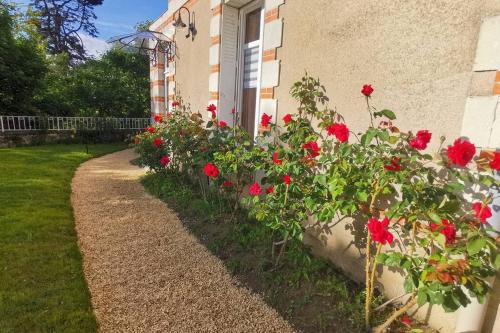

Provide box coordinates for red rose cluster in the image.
[261,113,272,127]
[249,182,262,196]
[409,130,432,150]
[327,123,349,143]
[384,157,401,172]
[367,217,394,245]
[283,114,293,125]
[153,138,164,147]
[472,202,492,223]
[361,84,374,97]
[447,138,476,167]
[489,152,500,170]
[154,114,163,123]
[160,155,170,166]
[207,104,217,119]
[302,141,320,158]
[430,219,456,245]
[203,162,219,178]
[272,151,283,165]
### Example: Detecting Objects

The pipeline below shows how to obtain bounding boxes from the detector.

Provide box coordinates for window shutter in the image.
[218,5,239,123]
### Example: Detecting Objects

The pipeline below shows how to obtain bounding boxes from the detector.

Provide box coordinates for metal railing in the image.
[0,116,151,133]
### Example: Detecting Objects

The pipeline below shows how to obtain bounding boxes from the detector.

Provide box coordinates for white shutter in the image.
[218,5,239,123]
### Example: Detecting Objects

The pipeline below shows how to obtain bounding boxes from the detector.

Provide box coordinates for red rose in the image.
[283,175,291,185]
[231,108,236,114]
[384,157,401,172]
[367,217,394,245]
[153,138,164,147]
[447,138,476,167]
[249,182,262,196]
[146,126,155,134]
[223,180,233,187]
[472,202,492,223]
[203,162,219,178]
[361,84,374,97]
[219,120,228,128]
[430,219,456,245]
[327,123,349,143]
[302,141,320,158]
[401,315,412,327]
[409,130,432,150]
[154,114,163,123]
[266,186,274,194]
[207,104,217,119]
[172,101,179,107]
[272,151,283,165]
[489,152,500,170]
[160,155,170,166]
[261,113,273,127]
[283,114,292,125]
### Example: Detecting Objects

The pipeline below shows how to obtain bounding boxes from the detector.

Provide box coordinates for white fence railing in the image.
[0,116,151,133]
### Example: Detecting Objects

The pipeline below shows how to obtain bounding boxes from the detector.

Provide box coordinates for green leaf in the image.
[429,291,444,305]
[404,275,417,293]
[436,233,447,248]
[467,238,487,255]
[417,289,428,306]
[355,191,369,202]
[439,200,460,214]
[445,182,465,192]
[479,175,494,187]
[388,136,399,144]
[427,212,442,223]
[373,109,396,120]
[361,128,377,146]
[493,252,500,270]
[376,253,389,264]
[304,197,315,211]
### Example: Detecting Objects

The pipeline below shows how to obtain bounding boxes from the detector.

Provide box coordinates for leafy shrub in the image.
[135,75,500,332]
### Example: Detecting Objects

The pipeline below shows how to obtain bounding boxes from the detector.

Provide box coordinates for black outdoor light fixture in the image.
[172,6,196,40]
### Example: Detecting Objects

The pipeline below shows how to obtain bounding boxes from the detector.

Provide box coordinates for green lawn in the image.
[0,144,127,333]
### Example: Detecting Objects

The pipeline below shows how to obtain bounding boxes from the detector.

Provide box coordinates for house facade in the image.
[149,1,500,332]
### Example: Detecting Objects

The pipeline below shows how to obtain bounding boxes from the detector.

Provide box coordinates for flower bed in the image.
[135,76,500,332]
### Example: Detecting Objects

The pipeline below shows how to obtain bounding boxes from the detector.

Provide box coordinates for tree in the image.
[69,49,150,117]
[32,0,104,64]
[0,2,47,115]
[35,48,150,118]
[134,19,153,33]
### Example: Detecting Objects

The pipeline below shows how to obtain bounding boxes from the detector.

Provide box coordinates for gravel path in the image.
[72,149,295,333]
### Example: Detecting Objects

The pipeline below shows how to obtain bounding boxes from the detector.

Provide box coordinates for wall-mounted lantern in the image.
[172,6,196,40]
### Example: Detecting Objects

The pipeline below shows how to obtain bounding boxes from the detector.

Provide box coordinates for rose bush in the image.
[135,75,499,332]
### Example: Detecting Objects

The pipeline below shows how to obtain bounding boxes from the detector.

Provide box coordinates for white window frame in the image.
[164,62,169,114]
[235,0,264,139]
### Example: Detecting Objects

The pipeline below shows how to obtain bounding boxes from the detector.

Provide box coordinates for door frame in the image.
[235,0,264,139]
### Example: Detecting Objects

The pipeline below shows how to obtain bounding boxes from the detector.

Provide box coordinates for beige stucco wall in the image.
[275,0,500,151]
[173,0,211,114]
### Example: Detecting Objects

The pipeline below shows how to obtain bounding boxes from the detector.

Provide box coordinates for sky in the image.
[16,0,167,57]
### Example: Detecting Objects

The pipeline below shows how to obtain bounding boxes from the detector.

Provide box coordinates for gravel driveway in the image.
[71,149,295,333]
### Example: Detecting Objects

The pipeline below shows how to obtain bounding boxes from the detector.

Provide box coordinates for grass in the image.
[142,172,384,333]
[0,143,127,333]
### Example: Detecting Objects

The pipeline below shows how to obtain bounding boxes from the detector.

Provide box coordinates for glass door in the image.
[239,5,263,138]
